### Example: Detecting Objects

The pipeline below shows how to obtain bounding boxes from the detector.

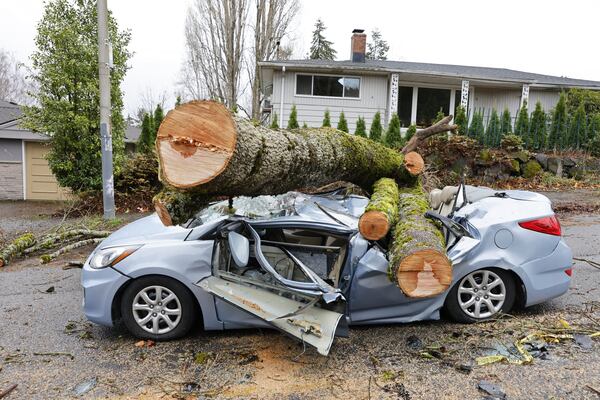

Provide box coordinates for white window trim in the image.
[294,72,362,100]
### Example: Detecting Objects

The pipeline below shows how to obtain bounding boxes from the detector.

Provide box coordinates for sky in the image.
[1,0,599,115]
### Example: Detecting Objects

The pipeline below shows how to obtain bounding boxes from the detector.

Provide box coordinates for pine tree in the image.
[501,108,512,135]
[322,109,331,127]
[384,113,402,149]
[486,109,501,147]
[137,113,153,153]
[309,19,336,60]
[514,102,530,146]
[454,106,467,135]
[354,116,367,137]
[337,111,348,132]
[270,112,279,129]
[287,104,299,129]
[175,95,182,107]
[529,101,547,150]
[434,108,445,123]
[549,93,568,150]
[569,103,587,150]
[302,122,308,128]
[366,29,389,60]
[369,111,382,142]
[405,124,417,142]
[151,104,164,146]
[468,110,485,144]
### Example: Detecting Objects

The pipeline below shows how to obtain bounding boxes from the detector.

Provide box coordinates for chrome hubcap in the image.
[132,286,182,334]
[458,270,505,319]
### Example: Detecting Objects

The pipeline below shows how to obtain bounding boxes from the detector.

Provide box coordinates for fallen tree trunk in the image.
[0,233,36,267]
[388,182,452,298]
[401,115,458,154]
[154,101,424,226]
[358,178,399,240]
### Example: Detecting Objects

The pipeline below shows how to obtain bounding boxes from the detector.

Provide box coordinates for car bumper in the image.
[81,262,130,327]
[515,239,572,307]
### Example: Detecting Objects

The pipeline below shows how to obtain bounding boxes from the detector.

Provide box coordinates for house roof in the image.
[0,100,23,125]
[0,99,141,143]
[259,59,600,89]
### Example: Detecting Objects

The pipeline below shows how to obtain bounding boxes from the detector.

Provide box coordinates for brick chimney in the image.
[351,29,366,63]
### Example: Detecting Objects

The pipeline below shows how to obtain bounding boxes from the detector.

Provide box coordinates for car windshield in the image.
[190,191,367,228]
[194,192,309,225]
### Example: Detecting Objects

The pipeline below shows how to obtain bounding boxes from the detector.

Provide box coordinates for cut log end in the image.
[156,101,237,188]
[395,249,452,298]
[154,199,173,227]
[358,211,390,240]
[404,151,425,176]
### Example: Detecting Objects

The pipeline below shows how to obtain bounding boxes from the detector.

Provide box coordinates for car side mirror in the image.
[228,231,249,268]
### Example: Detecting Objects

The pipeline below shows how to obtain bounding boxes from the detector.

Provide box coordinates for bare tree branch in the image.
[401,115,458,154]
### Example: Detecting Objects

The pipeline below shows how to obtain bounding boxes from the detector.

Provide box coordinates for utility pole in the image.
[97,0,115,219]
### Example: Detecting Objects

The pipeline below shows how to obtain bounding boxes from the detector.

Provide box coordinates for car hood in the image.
[99,214,190,248]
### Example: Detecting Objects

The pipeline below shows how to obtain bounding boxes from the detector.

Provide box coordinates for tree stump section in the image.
[359,178,399,240]
[388,183,452,298]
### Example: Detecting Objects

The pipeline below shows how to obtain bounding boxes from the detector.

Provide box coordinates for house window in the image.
[296,74,360,98]
[416,88,451,127]
[397,86,413,127]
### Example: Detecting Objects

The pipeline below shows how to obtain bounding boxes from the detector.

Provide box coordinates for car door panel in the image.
[349,247,440,323]
[199,277,343,356]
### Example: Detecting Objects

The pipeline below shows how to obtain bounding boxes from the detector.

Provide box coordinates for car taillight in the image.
[518,215,561,236]
[565,268,573,277]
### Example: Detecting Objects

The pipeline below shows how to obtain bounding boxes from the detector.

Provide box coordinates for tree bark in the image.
[358,178,399,241]
[154,100,424,225]
[0,233,36,267]
[401,115,458,154]
[388,182,452,298]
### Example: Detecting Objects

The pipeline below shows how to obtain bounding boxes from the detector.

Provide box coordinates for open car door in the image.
[197,220,347,356]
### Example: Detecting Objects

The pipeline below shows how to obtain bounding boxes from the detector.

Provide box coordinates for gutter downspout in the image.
[279,66,285,127]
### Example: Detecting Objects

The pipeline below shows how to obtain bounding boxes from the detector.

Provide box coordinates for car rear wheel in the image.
[121,276,197,340]
[444,268,516,323]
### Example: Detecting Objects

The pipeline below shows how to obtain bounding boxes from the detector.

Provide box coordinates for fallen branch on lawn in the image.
[573,257,600,270]
[23,229,110,255]
[0,233,36,267]
[0,384,18,399]
[40,238,103,264]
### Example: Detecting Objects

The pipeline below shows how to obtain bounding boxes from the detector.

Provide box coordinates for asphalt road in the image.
[0,213,599,399]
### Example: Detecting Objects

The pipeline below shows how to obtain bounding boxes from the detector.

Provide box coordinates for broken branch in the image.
[401,115,458,154]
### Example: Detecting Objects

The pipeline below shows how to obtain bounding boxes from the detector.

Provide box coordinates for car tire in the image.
[444,268,516,323]
[120,276,198,341]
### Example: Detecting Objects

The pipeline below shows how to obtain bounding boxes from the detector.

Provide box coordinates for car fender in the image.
[113,239,224,330]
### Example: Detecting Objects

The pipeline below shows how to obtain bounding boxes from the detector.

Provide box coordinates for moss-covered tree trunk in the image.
[154,101,424,225]
[358,178,399,240]
[388,182,452,298]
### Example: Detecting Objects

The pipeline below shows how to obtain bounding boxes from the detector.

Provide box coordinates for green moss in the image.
[40,254,52,264]
[381,370,396,381]
[479,149,492,162]
[364,178,400,226]
[510,159,520,174]
[523,160,542,179]
[195,351,212,364]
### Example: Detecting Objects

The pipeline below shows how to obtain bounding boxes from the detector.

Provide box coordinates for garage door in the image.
[25,141,70,201]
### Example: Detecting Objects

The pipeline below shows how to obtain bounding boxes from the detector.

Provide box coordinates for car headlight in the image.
[89,245,141,269]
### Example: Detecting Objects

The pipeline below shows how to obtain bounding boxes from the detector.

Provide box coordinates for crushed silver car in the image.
[81,183,572,355]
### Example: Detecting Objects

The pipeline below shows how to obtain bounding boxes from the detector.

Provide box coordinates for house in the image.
[0,100,141,201]
[259,29,600,132]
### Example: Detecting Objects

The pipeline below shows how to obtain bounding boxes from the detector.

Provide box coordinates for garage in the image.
[24,141,70,201]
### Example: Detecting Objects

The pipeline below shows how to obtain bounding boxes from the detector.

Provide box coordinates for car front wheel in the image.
[121,276,197,340]
[444,268,516,323]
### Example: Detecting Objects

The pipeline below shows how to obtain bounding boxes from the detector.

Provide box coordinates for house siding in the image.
[272,70,389,131]
[528,90,560,113]
[0,162,23,200]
